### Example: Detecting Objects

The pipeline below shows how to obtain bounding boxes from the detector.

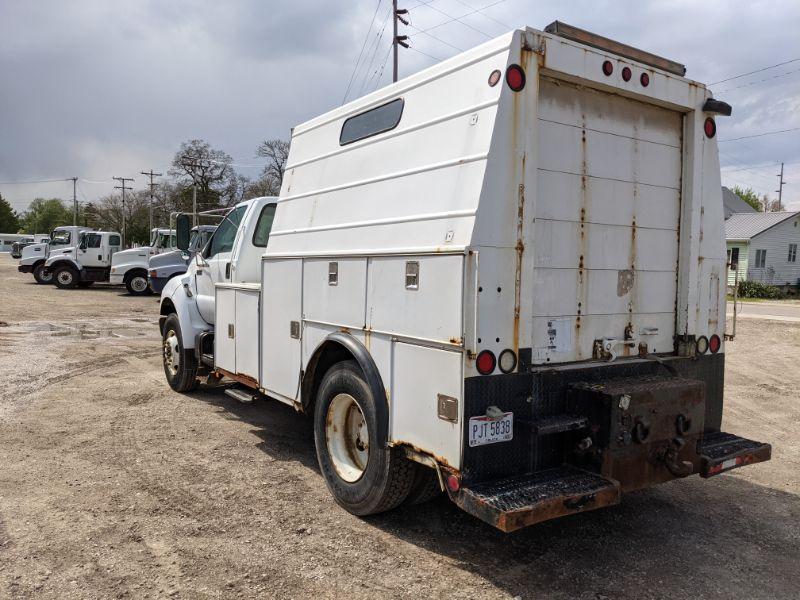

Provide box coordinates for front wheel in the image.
[162,313,199,392]
[314,360,415,516]
[125,272,151,296]
[33,264,53,285]
[53,265,79,289]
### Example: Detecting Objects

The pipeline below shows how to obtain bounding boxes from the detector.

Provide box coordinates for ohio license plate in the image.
[468,413,513,447]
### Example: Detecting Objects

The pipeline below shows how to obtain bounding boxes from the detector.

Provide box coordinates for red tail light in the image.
[640,72,650,87]
[505,64,526,91]
[602,60,614,76]
[709,334,721,354]
[476,350,496,375]
[704,117,717,138]
[446,474,460,492]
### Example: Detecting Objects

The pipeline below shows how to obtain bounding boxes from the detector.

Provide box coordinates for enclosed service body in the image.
[162,24,769,531]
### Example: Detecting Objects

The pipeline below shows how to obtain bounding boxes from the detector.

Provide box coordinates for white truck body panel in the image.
[188,27,727,477]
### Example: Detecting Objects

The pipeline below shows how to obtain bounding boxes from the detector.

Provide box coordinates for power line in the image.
[407,44,443,62]
[0,177,72,185]
[356,7,395,97]
[448,0,512,29]
[141,170,162,232]
[112,176,134,247]
[709,57,800,86]
[408,23,464,52]
[719,126,800,142]
[717,65,800,93]
[342,0,384,104]
[413,0,506,36]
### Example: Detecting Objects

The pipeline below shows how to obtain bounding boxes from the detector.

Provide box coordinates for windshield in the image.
[151,231,176,249]
[50,230,71,246]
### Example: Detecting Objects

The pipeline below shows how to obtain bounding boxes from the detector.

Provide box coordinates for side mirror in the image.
[176,214,191,251]
[79,239,87,250]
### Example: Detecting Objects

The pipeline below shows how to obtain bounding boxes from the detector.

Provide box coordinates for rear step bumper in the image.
[698,431,771,478]
[451,466,620,533]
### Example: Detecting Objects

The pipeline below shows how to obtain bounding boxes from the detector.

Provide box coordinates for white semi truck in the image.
[109,228,176,295]
[46,231,122,289]
[159,23,770,532]
[18,226,93,284]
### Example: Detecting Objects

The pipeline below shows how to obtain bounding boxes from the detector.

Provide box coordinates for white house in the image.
[725,211,800,287]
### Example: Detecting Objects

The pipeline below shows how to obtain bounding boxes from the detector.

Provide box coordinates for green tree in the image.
[0,193,20,232]
[19,198,73,235]
[730,186,764,212]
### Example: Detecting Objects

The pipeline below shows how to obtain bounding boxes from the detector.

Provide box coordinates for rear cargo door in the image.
[532,76,682,363]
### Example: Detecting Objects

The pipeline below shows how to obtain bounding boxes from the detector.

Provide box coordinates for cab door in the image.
[195,206,247,324]
[77,233,105,267]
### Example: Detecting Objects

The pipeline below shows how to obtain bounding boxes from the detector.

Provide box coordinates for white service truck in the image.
[18,226,92,284]
[109,228,176,295]
[159,23,770,532]
[46,231,122,289]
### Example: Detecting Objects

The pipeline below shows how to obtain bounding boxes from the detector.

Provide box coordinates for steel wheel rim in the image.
[163,329,180,376]
[57,270,73,285]
[40,268,53,282]
[326,393,369,483]
[131,277,148,293]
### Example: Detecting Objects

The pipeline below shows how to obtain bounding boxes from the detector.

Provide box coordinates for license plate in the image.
[468,413,513,447]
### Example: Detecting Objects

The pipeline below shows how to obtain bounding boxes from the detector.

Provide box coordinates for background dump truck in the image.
[161,23,770,532]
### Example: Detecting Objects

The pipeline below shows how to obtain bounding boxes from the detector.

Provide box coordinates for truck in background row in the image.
[18,226,92,284]
[159,23,770,532]
[109,228,177,295]
[46,231,122,289]
[148,225,216,294]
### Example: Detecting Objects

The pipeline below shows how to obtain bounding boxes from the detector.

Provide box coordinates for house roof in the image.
[722,186,757,218]
[725,211,799,241]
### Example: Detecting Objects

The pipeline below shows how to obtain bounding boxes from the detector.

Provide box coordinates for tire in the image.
[125,271,152,296]
[404,464,443,506]
[33,263,53,285]
[53,265,79,289]
[162,313,199,393]
[314,360,415,516]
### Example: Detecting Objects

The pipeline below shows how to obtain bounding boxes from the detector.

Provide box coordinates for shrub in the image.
[737,280,784,299]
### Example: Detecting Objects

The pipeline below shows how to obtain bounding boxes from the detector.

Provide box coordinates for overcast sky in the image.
[1,0,799,213]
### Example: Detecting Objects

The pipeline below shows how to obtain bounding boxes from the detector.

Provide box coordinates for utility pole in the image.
[140,170,162,232]
[71,177,78,226]
[393,1,409,82]
[180,160,206,226]
[112,176,134,247]
[776,162,787,211]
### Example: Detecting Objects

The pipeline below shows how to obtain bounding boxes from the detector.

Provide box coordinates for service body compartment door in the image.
[235,288,260,381]
[532,77,683,363]
[215,287,236,373]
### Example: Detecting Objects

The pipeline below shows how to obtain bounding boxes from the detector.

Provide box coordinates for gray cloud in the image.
[1,0,798,212]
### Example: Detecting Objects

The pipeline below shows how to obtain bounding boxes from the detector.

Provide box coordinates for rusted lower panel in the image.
[450,466,620,533]
[215,368,259,390]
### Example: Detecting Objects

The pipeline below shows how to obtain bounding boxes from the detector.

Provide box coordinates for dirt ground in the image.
[0,253,798,600]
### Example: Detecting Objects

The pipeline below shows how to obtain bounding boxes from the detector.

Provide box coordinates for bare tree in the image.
[255,138,290,194]
[169,139,236,210]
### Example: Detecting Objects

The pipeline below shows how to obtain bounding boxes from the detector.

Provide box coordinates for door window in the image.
[252,204,277,247]
[207,206,246,257]
[109,235,121,246]
[85,233,102,248]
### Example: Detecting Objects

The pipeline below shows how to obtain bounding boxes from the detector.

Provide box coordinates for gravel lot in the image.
[1,253,798,599]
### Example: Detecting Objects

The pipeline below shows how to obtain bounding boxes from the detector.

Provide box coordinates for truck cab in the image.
[148,225,217,295]
[46,231,121,289]
[18,226,92,284]
[159,198,277,376]
[109,228,177,295]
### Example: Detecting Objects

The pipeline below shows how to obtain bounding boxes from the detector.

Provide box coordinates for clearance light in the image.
[488,69,502,87]
[696,336,709,355]
[498,349,517,374]
[704,117,717,138]
[602,60,614,76]
[476,350,496,375]
[709,334,721,354]
[621,66,632,82]
[506,64,526,92]
[640,72,650,87]
[446,474,460,492]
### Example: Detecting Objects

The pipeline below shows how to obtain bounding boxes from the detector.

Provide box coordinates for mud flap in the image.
[451,466,620,532]
[698,431,771,478]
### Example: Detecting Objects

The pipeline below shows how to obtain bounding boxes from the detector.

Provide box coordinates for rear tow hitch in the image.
[657,437,693,478]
